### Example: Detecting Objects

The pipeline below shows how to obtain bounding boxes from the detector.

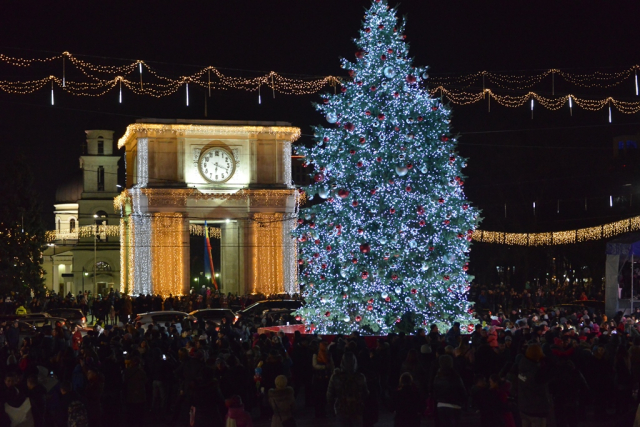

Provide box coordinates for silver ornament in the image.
[318,188,330,199]
[326,113,338,123]
[395,166,408,176]
[383,66,396,78]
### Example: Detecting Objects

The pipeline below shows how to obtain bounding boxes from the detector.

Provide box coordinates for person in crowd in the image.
[432,354,467,427]
[517,344,553,427]
[268,375,295,427]
[391,372,422,427]
[312,341,333,418]
[327,351,369,427]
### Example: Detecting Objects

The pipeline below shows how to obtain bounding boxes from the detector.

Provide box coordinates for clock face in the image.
[198,147,236,183]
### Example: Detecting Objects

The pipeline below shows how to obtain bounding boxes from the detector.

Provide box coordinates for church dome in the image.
[55,171,83,203]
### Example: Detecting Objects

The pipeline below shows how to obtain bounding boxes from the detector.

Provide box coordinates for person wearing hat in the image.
[327,351,369,426]
[225,395,253,427]
[517,344,552,426]
[268,375,295,427]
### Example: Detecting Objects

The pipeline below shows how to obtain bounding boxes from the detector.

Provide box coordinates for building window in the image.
[57,219,61,233]
[69,218,76,232]
[95,261,112,272]
[97,138,104,155]
[97,166,105,191]
[95,211,107,242]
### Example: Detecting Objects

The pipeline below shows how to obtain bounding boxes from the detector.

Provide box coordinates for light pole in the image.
[82,267,87,294]
[93,219,98,295]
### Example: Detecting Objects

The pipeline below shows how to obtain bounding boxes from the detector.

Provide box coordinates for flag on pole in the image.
[204,221,218,290]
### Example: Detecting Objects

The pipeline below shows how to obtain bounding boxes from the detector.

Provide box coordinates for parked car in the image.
[45,308,86,327]
[23,316,71,332]
[19,313,51,320]
[133,311,194,330]
[261,308,302,325]
[237,300,303,320]
[189,308,237,327]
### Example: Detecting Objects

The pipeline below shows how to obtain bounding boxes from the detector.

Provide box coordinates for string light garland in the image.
[118,123,301,149]
[1,51,639,114]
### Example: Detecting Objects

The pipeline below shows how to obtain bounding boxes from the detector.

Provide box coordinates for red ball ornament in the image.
[419,220,426,227]
[387,48,394,54]
[365,27,371,33]
[378,24,384,29]
[344,123,355,132]
[406,75,417,83]
[328,197,334,203]
[449,156,455,163]
[377,113,385,120]
[393,92,400,98]
[356,316,362,322]
[361,271,369,280]
[376,157,382,162]
[365,110,371,116]
[342,294,347,299]
[370,189,376,195]
[396,318,401,323]
[309,222,316,228]
[321,263,327,269]
[391,274,398,281]
[357,81,363,86]
[459,181,464,186]
[417,206,425,215]
[444,220,450,225]
[443,275,450,281]
[455,176,461,181]
[360,243,370,253]
[320,275,326,280]
[356,161,363,168]
[352,258,358,264]
[432,106,438,111]
[467,235,473,242]
[338,189,350,198]
[429,246,435,251]
[407,163,413,169]
[313,253,320,258]
[352,200,359,207]
[355,51,364,59]
[359,138,367,145]
[467,229,473,235]
[299,236,307,242]
[367,305,374,311]
[457,233,464,239]
[357,228,364,235]
[314,173,325,182]
[371,85,377,91]
[323,98,329,104]
[389,208,396,214]
[368,298,374,304]
[463,265,469,271]
[298,259,304,265]
[349,149,356,155]
[441,135,449,142]
[385,297,391,302]
[462,204,469,210]
[411,288,417,294]
[438,198,444,204]
[314,239,320,244]
[348,70,355,77]
[405,186,412,192]
[297,218,304,224]
[341,86,347,93]
[323,137,329,142]
[380,55,386,61]
[336,224,342,229]
[295,315,301,321]
[417,116,423,121]
[325,311,331,317]
[388,180,394,185]
[326,245,332,252]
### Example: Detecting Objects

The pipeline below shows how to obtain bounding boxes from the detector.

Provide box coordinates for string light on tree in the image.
[293,0,478,335]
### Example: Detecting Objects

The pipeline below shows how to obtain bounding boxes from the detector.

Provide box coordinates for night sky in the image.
[1,0,639,234]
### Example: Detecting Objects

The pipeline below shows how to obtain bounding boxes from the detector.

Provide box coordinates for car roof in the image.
[137,311,189,317]
[189,308,234,314]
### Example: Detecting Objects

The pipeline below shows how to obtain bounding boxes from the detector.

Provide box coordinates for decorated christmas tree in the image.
[293,0,480,335]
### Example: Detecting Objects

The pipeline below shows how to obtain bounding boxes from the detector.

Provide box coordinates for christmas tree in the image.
[293,0,479,335]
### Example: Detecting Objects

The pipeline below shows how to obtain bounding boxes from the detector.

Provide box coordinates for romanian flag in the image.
[204,221,218,290]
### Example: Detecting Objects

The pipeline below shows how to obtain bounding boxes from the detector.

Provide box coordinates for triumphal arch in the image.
[115,119,301,297]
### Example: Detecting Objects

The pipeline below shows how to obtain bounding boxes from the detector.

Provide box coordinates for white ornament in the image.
[405,297,411,303]
[344,316,350,322]
[340,269,348,278]
[380,237,387,244]
[409,240,417,248]
[395,287,402,294]
[381,292,388,299]
[420,166,428,174]
[326,113,338,123]
[395,166,408,176]
[383,66,396,78]
[318,188,330,199]
[421,263,429,271]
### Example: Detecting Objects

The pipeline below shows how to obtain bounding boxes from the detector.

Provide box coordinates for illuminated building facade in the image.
[116,119,301,297]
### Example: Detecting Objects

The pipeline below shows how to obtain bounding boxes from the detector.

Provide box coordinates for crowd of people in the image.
[0,287,637,427]
[469,280,605,314]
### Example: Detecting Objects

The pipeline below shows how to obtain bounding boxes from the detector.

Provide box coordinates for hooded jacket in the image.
[517,356,552,417]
